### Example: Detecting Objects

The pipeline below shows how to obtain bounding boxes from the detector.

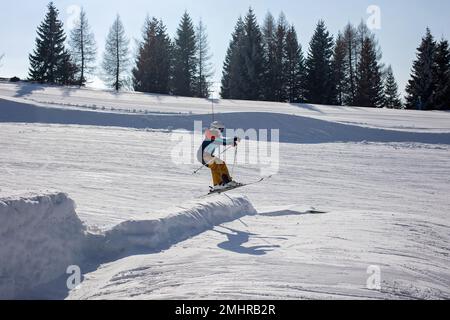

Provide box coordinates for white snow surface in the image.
[0,192,85,299]
[0,83,449,300]
[1,81,450,134]
[0,190,255,299]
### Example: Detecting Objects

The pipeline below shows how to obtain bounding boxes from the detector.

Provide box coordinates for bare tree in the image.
[69,8,97,86]
[195,19,213,98]
[102,15,130,91]
[0,53,4,69]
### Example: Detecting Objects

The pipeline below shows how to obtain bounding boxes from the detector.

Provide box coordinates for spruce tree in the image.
[305,20,334,104]
[240,8,266,100]
[195,19,213,98]
[355,37,384,107]
[405,28,436,110]
[331,32,348,105]
[172,12,197,97]
[274,13,288,102]
[221,17,245,99]
[284,25,306,103]
[58,49,78,85]
[432,39,450,110]
[261,12,277,101]
[133,17,171,94]
[238,8,265,100]
[69,8,97,86]
[102,15,130,91]
[383,65,403,109]
[29,2,76,84]
[221,9,265,101]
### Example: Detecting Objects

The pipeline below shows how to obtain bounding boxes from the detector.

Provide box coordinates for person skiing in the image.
[197,121,240,190]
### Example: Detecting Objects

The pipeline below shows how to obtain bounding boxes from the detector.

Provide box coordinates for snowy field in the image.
[1,82,449,299]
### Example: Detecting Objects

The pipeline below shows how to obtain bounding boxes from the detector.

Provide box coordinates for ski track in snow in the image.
[0,82,449,300]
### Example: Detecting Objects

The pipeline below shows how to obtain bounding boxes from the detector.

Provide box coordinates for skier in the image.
[197,121,241,191]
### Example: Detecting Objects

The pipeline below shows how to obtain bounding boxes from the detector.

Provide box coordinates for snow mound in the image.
[0,192,86,299]
[0,192,256,298]
[91,196,257,258]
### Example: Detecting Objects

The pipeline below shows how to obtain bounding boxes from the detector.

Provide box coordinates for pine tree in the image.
[405,28,436,110]
[355,37,384,107]
[274,13,288,102]
[172,12,197,97]
[284,25,306,103]
[102,15,130,91]
[58,49,78,85]
[69,8,97,86]
[221,17,245,99]
[29,2,76,84]
[133,17,171,94]
[432,39,450,110]
[383,65,403,109]
[305,20,334,104]
[261,12,277,101]
[331,32,348,105]
[240,8,266,100]
[195,19,213,98]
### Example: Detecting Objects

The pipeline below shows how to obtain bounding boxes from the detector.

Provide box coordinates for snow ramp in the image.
[89,196,257,258]
[0,192,256,299]
[0,192,86,299]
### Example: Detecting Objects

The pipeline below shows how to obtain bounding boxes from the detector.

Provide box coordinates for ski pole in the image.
[230,145,238,179]
[193,145,234,175]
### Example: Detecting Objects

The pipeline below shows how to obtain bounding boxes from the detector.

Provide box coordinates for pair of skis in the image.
[201,175,272,198]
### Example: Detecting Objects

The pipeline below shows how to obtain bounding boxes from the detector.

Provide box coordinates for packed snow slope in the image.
[1,124,449,299]
[1,82,449,299]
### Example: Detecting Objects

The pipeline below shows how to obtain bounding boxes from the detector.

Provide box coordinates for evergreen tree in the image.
[274,13,288,102]
[383,65,403,109]
[405,28,436,110]
[172,12,197,97]
[432,39,450,110]
[133,17,171,94]
[102,15,130,91]
[284,25,306,103]
[221,17,245,99]
[29,2,76,84]
[331,32,348,105]
[356,37,383,108]
[305,20,334,104]
[58,49,78,85]
[240,8,266,100]
[195,19,213,98]
[355,37,384,107]
[69,8,97,86]
[261,12,277,101]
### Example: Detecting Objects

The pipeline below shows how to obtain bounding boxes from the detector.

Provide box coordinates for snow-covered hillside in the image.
[0,82,449,300]
[1,81,450,133]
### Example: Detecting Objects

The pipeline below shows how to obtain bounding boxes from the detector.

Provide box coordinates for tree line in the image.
[28,2,213,97]
[27,3,450,110]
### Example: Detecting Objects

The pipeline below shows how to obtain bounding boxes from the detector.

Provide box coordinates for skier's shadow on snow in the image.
[215,226,283,256]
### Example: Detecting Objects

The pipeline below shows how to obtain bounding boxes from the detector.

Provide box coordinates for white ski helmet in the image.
[210,121,225,131]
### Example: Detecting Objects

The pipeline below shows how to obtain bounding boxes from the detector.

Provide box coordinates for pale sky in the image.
[1,0,449,96]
